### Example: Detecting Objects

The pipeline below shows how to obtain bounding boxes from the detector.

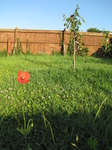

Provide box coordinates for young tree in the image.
[63,4,85,72]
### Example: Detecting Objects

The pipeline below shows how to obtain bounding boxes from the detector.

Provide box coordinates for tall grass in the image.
[0,54,112,149]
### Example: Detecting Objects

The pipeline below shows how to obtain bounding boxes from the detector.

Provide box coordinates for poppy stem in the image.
[21,86,27,146]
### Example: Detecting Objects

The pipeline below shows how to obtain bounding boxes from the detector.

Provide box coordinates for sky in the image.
[0,0,112,31]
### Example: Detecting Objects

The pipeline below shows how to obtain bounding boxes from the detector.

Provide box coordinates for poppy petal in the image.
[17,70,30,84]
[18,70,22,76]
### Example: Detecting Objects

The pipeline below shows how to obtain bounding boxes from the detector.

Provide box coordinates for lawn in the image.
[0,54,112,150]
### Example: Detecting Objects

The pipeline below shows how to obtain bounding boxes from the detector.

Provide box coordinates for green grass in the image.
[0,54,112,150]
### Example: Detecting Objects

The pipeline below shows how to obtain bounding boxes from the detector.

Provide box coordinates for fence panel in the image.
[0,28,106,55]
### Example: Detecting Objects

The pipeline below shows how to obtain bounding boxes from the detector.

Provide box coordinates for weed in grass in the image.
[0,48,8,57]
[17,85,33,147]
[42,112,55,143]
[87,137,98,150]
[93,97,108,123]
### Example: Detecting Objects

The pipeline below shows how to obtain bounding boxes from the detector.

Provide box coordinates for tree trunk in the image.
[73,37,76,72]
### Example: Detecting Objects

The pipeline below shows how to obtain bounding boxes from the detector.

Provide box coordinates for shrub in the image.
[52,50,61,55]
[67,36,89,56]
[78,46,89,56]
[15,38,23,55]
[101,32,112,57]
[0,48,8,57]
[87,28,100,33]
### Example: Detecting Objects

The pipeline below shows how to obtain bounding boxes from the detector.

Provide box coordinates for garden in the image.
[0,54,112,150]
[0,4,112,150]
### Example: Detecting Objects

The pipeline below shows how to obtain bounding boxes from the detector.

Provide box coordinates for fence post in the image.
[62,28,66,55]
[14,27,17,45]
[12,27,18,54]
[7,39,10,56]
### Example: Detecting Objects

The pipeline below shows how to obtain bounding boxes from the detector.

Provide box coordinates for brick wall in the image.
[0,28,105,56]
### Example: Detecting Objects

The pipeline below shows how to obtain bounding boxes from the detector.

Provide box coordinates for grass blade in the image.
[93,97,107,123]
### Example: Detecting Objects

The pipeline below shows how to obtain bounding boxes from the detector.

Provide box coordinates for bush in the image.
[52,50,62,55]
[67,36,89,56]
[78,46,89,56]
[101,32,112,57]
[87,28,100,33]
[0,48,8,57]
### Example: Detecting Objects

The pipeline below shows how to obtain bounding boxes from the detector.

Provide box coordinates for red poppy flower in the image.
[17,70,30,84]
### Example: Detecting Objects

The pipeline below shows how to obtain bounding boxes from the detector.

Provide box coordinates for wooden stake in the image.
[73,37,76,72]
[7,39,10,56]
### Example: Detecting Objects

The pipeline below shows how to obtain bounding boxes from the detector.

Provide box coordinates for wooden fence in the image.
[0,27,107,56]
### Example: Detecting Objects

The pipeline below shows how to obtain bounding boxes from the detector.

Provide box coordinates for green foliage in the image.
[26,39,31,55]
[87,28,100,33]
[52,50,61,55]
[17,119,33,145]
[67,35,89,56]
[67,36,74,55]
[15,38,23,55]
[77,34,89,56]
[101,31,112,57]
[93,97,107,122]
[63,5,85,35]
[59,31,64,55]
[42,112,55,143]
[0,48,8,57]
[87,137,98,150]
[17,86,33,147]
[0,55,112,149]
[78,46,89,56]
[59,31,63,47]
